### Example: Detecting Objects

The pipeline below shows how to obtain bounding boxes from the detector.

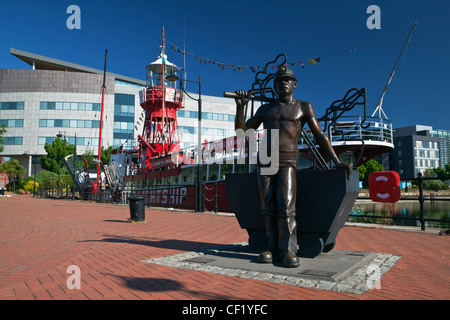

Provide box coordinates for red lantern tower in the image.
[138,28,183,172]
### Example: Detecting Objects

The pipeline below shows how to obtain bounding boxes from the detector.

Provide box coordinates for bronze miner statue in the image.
[234,65,352,268]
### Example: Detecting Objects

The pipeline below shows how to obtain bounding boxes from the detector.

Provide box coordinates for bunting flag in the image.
[167,29,407,75]
[169,43,322,73]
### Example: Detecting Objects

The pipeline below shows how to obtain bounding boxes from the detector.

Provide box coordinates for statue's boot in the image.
[278,217,300,268]
[258,216,280,263]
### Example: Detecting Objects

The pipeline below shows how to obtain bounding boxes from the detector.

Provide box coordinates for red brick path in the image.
[0,195,448,300]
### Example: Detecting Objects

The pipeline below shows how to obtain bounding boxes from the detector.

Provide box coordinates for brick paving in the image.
[0,194,449,300]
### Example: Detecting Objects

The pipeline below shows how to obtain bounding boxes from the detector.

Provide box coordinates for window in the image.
[3,137,22,145]
[0,119,23,127]
[115,93,135,106]
[40,101,102,111]
[39,119,100,128]
[0,102,24,110]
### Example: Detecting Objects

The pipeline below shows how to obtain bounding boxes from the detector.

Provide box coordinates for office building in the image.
[391,125,445,178]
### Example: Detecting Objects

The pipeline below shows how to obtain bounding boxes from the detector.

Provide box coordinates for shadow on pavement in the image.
[81,234,226,253]
[110,275,232,299]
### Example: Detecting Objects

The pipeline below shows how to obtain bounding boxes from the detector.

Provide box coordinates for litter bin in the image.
[128,195,145,222]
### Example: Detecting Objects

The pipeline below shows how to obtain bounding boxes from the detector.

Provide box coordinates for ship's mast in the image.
[161,27,166,154]
[96,49,108,188]
[372,21,417,119]
[137,28,184,172]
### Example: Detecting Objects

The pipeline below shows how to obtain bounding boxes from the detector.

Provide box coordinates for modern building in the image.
[428,128,450,168]
[391,125,446,178]
[0,48,237,177]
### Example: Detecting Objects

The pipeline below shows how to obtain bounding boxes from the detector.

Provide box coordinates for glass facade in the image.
[40,101,101,111]
[429,129,450,167]
[38,136,102,146]
[39,119,100,128]
[178,125,234,137]
[114,93,135,148]
[178,110,235,122]
[414,140,440,174]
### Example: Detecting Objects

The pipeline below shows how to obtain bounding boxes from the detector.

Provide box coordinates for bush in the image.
[22,180,39,192]
[423,179,449,191]
[35,170,58,187]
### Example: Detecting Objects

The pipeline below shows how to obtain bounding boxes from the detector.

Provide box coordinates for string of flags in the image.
[170,43,321,72]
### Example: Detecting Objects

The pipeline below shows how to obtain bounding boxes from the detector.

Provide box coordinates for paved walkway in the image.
[0,194,449,300]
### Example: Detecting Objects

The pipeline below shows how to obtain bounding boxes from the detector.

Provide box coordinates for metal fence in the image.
[34,173,450,231]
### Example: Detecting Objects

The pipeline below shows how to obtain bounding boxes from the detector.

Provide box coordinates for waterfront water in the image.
[352,200,450,229]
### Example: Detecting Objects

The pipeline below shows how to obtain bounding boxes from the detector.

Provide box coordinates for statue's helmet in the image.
[274,65,297,83]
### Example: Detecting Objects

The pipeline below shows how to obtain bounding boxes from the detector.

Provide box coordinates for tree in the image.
[433,167,447,180]
[40,138,75,173]
[101,146,113,166]
[79,146,112,171]
[0,159,26,191]
[0,123,6,153]
[358,159,384,188]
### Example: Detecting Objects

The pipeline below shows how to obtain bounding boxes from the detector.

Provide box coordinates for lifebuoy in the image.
[369,171,401,203]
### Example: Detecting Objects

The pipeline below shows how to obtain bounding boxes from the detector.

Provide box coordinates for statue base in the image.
[225,168,359,258]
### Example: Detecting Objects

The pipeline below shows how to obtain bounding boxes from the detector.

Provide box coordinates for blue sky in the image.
[1,0,449,130]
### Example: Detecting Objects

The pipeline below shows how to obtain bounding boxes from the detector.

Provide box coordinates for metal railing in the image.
[327,116,394,144]
[33,171,449,231]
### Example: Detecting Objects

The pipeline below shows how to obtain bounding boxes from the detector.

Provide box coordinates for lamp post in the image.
[33,153,37,197]
[56,132,65,196]
[166,73,203,212]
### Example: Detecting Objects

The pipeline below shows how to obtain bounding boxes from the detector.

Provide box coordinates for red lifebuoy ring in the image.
[369,171,401,203]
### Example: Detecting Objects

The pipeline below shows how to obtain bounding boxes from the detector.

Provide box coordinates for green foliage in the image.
[79,145,112,170]
[433,167,447,180]
[0,159,26,191]
[80,148,95,171]
[40,137,75,173]
[34,170,73,188]
[357,159,384,187]
[0,123,6,153]
[35,170,58,186]
[101,146,113,166]
[433,162,450,181]
[357,165,367,180]
[423,179,449,191]
[423,168,437,178]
